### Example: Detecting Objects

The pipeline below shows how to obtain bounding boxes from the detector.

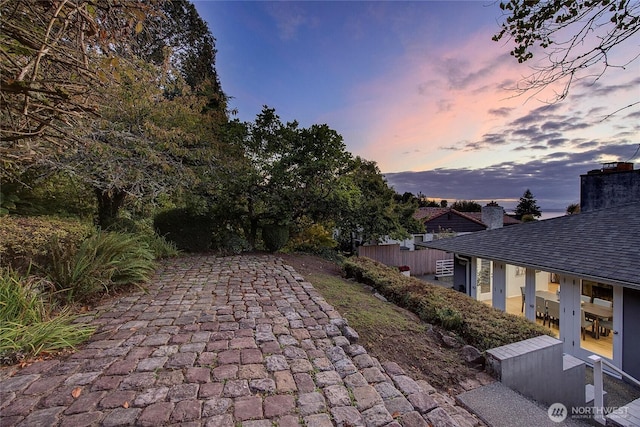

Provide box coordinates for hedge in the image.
[0,216,93,271]
[343,256,552,351]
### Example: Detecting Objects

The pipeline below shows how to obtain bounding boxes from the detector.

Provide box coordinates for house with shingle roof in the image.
[415,206,520,234]
[385,205,520,250]
[417,164,640,380]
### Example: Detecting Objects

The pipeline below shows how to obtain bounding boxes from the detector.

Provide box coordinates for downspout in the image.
[455,253,471,296]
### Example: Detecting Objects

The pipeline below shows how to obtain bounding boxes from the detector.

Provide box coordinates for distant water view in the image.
[539,211,566,220]
[505,210,566,220]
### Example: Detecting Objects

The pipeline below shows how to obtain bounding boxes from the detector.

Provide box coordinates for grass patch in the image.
[343,256,551,351]
[307,272,426,335]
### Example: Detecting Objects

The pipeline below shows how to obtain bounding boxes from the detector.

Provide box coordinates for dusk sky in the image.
[194,1,640,211]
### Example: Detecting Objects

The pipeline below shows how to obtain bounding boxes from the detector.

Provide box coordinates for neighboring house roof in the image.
[413,207,519,232]
[464,212,521,226]
[414,207,448,220]
[417,202,640,289]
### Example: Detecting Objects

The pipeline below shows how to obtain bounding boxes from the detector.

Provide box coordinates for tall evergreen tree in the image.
[515,189,542,219]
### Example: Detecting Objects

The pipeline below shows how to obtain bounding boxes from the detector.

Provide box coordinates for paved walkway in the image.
[0,255,481,427]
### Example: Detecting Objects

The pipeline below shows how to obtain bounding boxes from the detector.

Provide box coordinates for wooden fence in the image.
[357,244,453,276]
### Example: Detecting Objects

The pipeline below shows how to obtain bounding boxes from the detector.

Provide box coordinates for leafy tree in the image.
[0,0,163,178]
[493,0,640,102]
[451,200,482,212]
[218,107,352,249]
[131,0,225,111]
[392,193,426,233]
[57,61,221,228]
[515,189,542,219]
[333,157,415,252]
[440,200,448,208]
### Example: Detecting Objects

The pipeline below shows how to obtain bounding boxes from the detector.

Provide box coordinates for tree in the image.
[333,157,415,252]
[0,0,163,178]
[451,200,482,212]
[131,0,225,111]
[566,203,581,215]
[56,61,221,228]
[493,0,640,103]
[515,189,542,219]
[218,107,352,249]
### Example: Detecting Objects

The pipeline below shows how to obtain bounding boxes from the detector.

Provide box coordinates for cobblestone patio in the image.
[0,255,481,426]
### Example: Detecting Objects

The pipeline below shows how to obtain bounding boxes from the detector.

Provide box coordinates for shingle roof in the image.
[413,207,520,227]
[417,202,640,289]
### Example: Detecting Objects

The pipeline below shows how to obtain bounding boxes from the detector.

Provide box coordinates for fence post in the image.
[588,354,606,425]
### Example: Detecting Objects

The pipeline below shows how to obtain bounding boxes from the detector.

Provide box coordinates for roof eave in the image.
[419,244,640,290]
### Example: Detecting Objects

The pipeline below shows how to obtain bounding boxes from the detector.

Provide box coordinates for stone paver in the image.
[0,255,481,427]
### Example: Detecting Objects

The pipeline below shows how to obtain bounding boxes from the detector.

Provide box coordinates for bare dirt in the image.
[279,253,493,395]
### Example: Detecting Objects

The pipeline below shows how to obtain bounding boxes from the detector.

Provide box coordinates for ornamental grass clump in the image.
[46,230,156,303]
[343,256,551,351]
[0,268,94,363]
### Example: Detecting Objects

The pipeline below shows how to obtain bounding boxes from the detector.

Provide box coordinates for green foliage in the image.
[0,269,94,363]
[0,216,93,272]
[285,218,338,256]
[46,231,156,303]
[262,224,290,253]
[515,189,542,218]
[451,200,482,212]
[153,208,214,252]
[0,191,19,216]
[566,203,580,215]
[104,217,179,258]
[1,174,96,218]
[0,1,164,177]
[210,230,250,256]
[334,157,414,251]
[144,233,180,259]
[343,256,551,350]
[217,107,352,248]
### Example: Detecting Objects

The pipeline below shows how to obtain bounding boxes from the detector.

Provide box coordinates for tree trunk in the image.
[95,188,127,229]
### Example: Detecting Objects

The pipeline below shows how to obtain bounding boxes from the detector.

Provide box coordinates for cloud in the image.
[384,142,638,210]
[266,3,310,41]
[488,107,513,117]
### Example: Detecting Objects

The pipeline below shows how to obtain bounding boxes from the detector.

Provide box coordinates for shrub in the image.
[0,268,94,363]
[0,216,93,272]
[211,229,250,256]
[343,256,551,351]
[153,208,214,252]
[105,217,180,258]
[46,230,156,303]
[144,233,180,258]
[286,219,337,252]
[261,223,290,253]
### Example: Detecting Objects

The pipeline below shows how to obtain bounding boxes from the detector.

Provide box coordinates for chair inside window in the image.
[520,286,525,312]
[535,296,547,321]
[599,318,613,337]
[581,309,594,340]
[593,298,612,308]
[581,295,591,304]
[593,298,612,334]
[546,300,560,327]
